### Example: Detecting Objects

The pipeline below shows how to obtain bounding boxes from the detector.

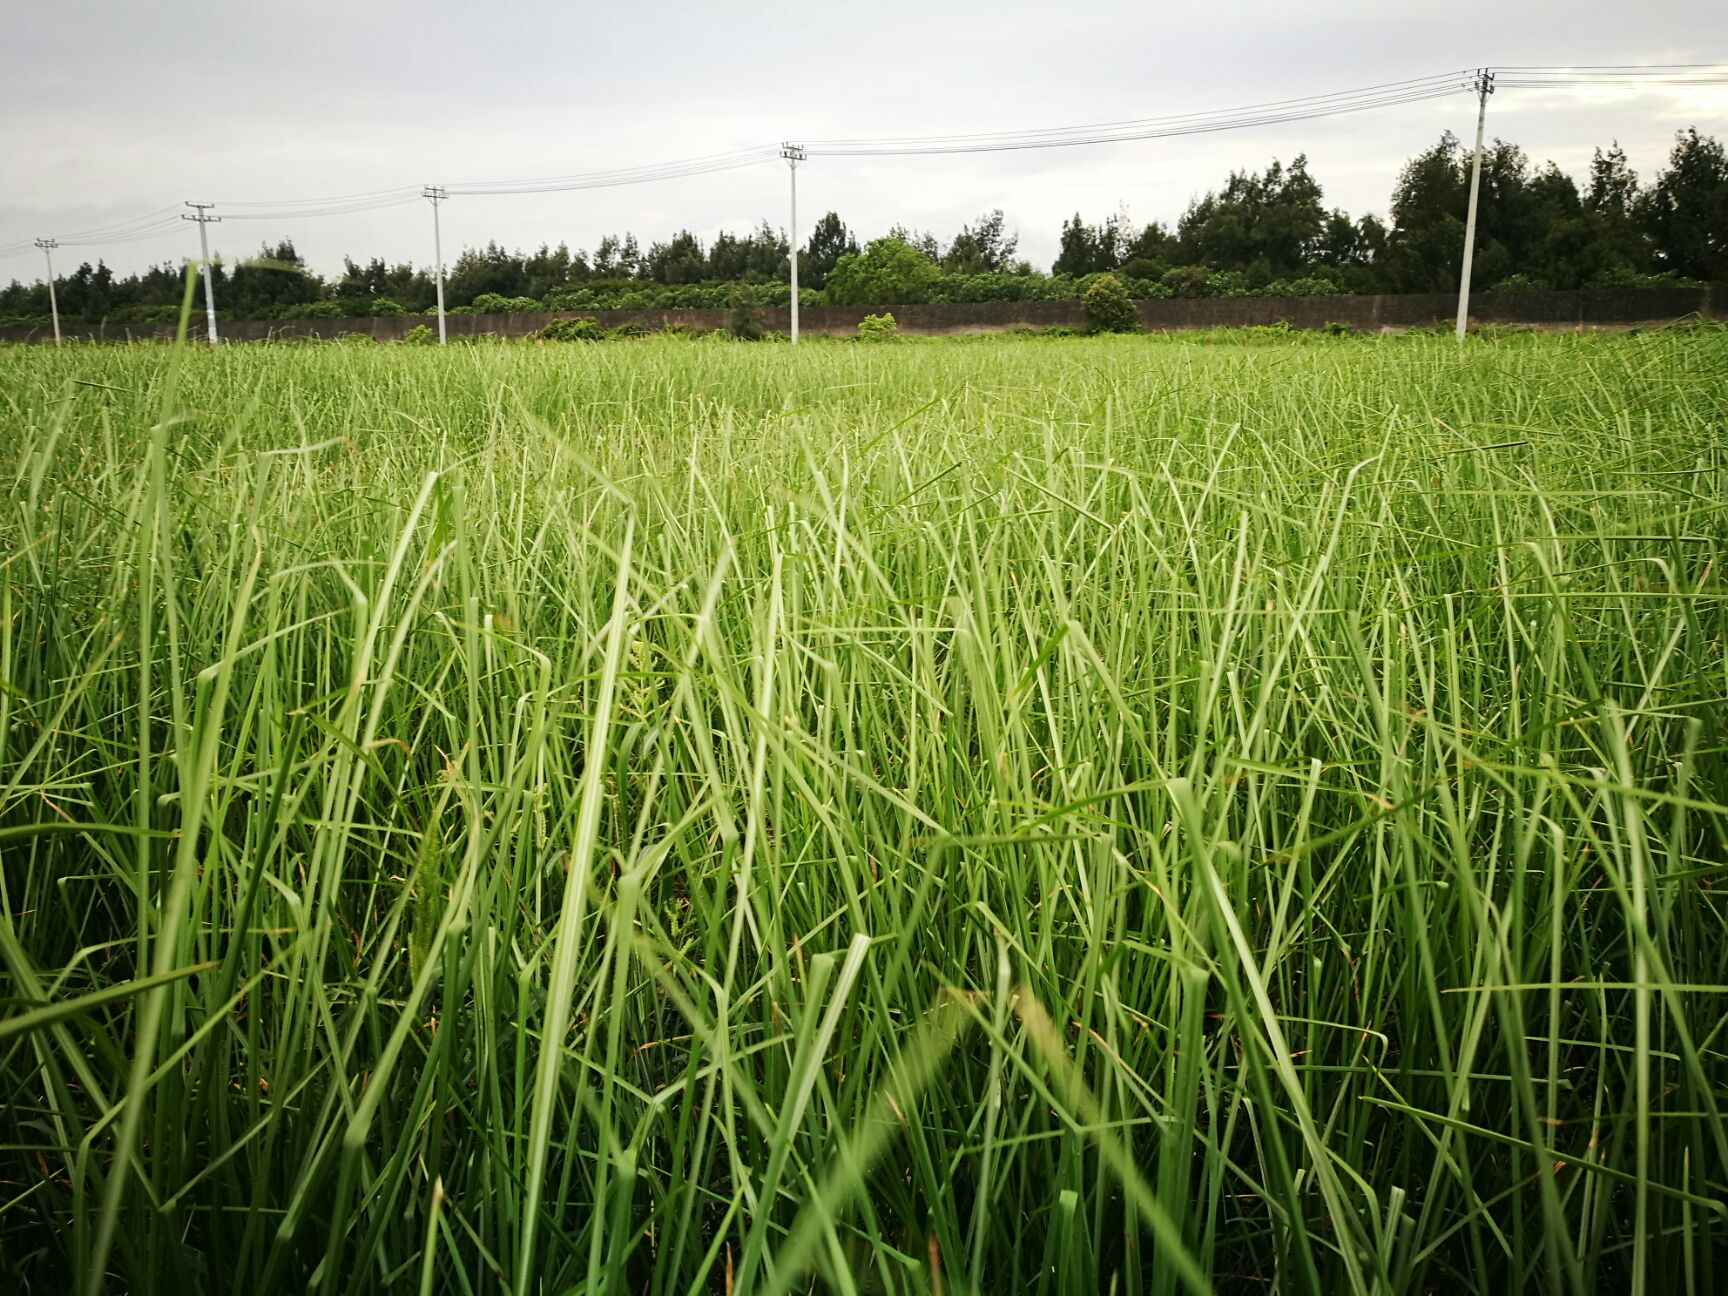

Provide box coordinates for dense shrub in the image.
[1587,266,1704,290]
[1160,266,1214,299]
[470,293,543,314]
[857,312,900,342]
[369,297,406,316]
[108,303,183,324]
[543,280,809,312]
[282,300,346,320]
[1082,274,1139,333]
[540,316,607,342]
[1490,273,1550,292]
[824,238,942,305]
[927,272,1054,304]
[1118,276,1174,300]
[1207,270,1253,297]
[402,323,437,345]
[725,284,765,340]
[1258,277,1344,297]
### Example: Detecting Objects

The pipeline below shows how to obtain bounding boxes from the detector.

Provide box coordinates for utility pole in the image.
[780,143,805,343]
[1454,69,1495,342]
[34,238,61,344]
[422,186,449,345]
[183,202,222,344]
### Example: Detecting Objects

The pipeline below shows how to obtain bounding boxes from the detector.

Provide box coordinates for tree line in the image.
[3,127,1723,327]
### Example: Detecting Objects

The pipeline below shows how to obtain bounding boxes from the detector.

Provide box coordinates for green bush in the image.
[540,316,607,342]
[1207,270,1252,298]
[1159,266,1212,299]
[725,284,765,340]
[824,237,942,305]
[1119,257,1168,283]
[1082,274,1139,334]
[857,312,900,342]
[608,322,651,339]
[1587,266,1704,290]
[283,300,346,320]
[1490,273,1551,293]
[402,323,437,345]
[471,293,544,315]
[109,303,184,324]
[369,297,406,317]
[1259,277,1344,297]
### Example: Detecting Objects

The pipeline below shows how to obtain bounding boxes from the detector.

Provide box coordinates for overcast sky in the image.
[3,1,1725,281]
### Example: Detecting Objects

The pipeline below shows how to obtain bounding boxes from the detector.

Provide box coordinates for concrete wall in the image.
[2,286,1717,344]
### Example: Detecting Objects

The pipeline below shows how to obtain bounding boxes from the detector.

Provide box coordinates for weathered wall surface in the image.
[2,286,1717,344]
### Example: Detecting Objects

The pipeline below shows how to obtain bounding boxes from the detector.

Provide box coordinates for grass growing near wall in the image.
[1,331,1726,1294]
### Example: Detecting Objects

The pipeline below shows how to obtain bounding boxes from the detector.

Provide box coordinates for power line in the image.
[440,146,780,196]
[61,219,189,248]
[1491,63,1728,88]
[804,71,1477,154]
[219,194,424,222]
[807,86,1473,158]
[1,206,189,257]
[214,185,423,208]
[798,63,1723,159]
[3,62,1722,270]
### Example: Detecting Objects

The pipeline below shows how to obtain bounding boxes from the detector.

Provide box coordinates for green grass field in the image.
[2,330,1726,1294]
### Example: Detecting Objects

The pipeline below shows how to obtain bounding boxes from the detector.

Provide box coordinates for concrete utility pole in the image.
[34,238,61,344]
[183,202,222,344]
[422,186,449,345]
[780,143,805,343]
[1455,69,1495,342]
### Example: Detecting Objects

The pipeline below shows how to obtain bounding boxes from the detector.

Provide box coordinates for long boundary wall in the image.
[1,285,1718,344]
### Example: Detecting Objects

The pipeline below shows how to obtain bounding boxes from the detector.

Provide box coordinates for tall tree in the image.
[644,230,707,284]
[223,240,324,316]
[941,210,1018,275]
[1175,155,1326,283]
[886,225,942,263]
[1052,213,1123,276]
[591,233,642,279]
[1638,128,1728,281]
[801,212,857,289]
[1377,133,1473,292]
[1588,143,1640,214]
[1119,221,1176,277]
[446,242,530,304]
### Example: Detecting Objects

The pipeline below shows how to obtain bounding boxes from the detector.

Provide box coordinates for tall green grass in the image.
[1,330,1725,1294]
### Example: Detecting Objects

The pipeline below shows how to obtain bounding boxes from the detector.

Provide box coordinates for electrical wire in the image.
[442,146,780,196]
[220,194,424,221]
[6,63,1724,266]
[1,206,188,256]
[214,185,423,208]
[63,219,188,247]
[1493,63,1728,88]
[808,87,1472,158]
[805,72,1475,154]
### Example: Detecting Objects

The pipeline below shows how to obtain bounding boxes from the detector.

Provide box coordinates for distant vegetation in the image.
[2,127,1723,327]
